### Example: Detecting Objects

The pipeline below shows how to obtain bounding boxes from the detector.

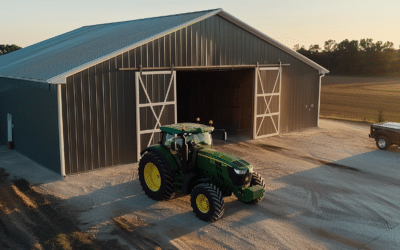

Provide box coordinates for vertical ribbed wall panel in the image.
[63,58,137,174]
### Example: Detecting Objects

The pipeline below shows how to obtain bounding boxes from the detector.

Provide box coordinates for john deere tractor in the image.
[138,123,266,222]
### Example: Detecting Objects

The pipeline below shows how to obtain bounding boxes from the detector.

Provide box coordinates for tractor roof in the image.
[160,123,214,134]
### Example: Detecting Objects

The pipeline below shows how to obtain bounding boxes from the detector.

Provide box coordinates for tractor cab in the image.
[160,123,226,173]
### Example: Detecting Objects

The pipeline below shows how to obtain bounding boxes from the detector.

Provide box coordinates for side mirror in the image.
[224,132,227,141]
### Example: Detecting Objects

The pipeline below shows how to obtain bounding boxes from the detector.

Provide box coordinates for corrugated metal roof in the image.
[0,8,328,84]
[0,9,221,83]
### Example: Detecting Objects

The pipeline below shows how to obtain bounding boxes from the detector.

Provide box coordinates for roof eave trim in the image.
[0,74,50,84]
[48,8,223,84]
[217,11,329,74]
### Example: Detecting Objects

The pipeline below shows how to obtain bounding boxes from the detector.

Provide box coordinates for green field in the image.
[320,76,400,123]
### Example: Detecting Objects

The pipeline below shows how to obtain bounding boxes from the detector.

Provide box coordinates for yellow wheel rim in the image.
[196,194,210,213]
[144,162,161,192]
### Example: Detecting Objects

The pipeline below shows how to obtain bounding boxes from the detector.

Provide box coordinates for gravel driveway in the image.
[1,118,400,249]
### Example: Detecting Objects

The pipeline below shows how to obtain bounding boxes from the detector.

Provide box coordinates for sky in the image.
[1,0,399,50]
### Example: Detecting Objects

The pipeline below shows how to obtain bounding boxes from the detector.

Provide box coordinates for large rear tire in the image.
[190,183,225,222]
[138,152,176,201]
[243,172,266,205]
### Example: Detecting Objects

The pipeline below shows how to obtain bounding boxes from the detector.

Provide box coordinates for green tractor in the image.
[138,123,266,222]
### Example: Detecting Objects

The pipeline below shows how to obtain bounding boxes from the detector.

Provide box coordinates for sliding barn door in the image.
[254,67,282,139]
[135,71,177,159]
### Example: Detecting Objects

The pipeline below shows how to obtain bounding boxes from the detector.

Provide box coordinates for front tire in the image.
[243,172,266,205]
[138,152,176,201]
[190,183,225,222]
[376,136,390,150]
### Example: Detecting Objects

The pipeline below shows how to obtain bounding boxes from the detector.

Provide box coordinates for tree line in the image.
[0,44,22,56]
[294,39,400,76]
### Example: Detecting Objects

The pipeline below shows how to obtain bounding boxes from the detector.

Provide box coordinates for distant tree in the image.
[323,39,337,52]
[358,39,395,75]
[334,39,360,75]
[0,44,22,56]
[309,44,320,54]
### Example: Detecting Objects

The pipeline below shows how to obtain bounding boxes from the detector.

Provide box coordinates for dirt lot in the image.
[321,75,400,123]
[1,118,400,249]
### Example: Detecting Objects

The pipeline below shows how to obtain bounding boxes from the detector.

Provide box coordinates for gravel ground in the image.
[1,118,400,249]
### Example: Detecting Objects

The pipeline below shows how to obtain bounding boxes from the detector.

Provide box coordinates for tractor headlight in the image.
[234,169,247,175]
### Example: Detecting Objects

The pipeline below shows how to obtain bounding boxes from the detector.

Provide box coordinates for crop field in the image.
[320,76,400,123]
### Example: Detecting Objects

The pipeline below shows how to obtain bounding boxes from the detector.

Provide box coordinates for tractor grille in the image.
[228,168,252,187]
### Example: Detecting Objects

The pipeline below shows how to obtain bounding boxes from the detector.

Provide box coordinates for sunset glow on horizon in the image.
[1,0,399,50]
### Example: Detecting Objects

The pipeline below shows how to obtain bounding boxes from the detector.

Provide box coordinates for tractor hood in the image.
[197,148,254,172]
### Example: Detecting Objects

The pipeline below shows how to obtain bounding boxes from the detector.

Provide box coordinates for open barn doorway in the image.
[176,69,255,138]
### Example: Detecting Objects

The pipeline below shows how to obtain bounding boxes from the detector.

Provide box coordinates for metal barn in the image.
[0,9,328,175]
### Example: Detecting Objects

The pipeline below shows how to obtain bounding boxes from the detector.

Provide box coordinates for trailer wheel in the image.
[190,183,225,222]
[243,172,266,205]
[376,136,390,150]
[139,152,176,201]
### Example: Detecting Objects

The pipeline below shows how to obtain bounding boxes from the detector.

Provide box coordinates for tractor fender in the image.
[140,146,180,172]
[188,177,212,194]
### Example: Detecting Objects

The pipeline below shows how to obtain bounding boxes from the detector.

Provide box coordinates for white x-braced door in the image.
[253,67,282,139]
[135,71,177,160]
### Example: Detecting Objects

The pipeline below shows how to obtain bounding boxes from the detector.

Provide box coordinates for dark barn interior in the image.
[176,69,255,137]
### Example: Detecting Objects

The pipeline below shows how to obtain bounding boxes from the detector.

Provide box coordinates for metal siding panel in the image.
[176,30,182,66]
[241,28,246,64]
[226,20,231,65]
[225,21,230,65]
[110,58,119,165]
[216,16,221,65]
[200,20,206,66]
[142,45,148,68]
[186,27,192,66]
[182,28,187,66]
[73,73,85,173]
[159,37,165,68]
[247,32,252,64]
[103,60,113,167]
[206,18,212,66]
[88,66,99,170]
[220,19,225,65]
[123,52,129,69]
[116,55,125,164]
[148,41,154,68]
[65,77,75,175]
[165,34,170,67]
[237,28,242,64]
[136,47,141,68]
[193,22,199,66]
[60,84,70,175]
[67,76,78,173]
[124,70,136,162]
[171,32,176,66]
[81,69,92,171]
[129,49,136,69]
[154,39,160,68]
[95,63,105,169]
[232,23,238,65]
